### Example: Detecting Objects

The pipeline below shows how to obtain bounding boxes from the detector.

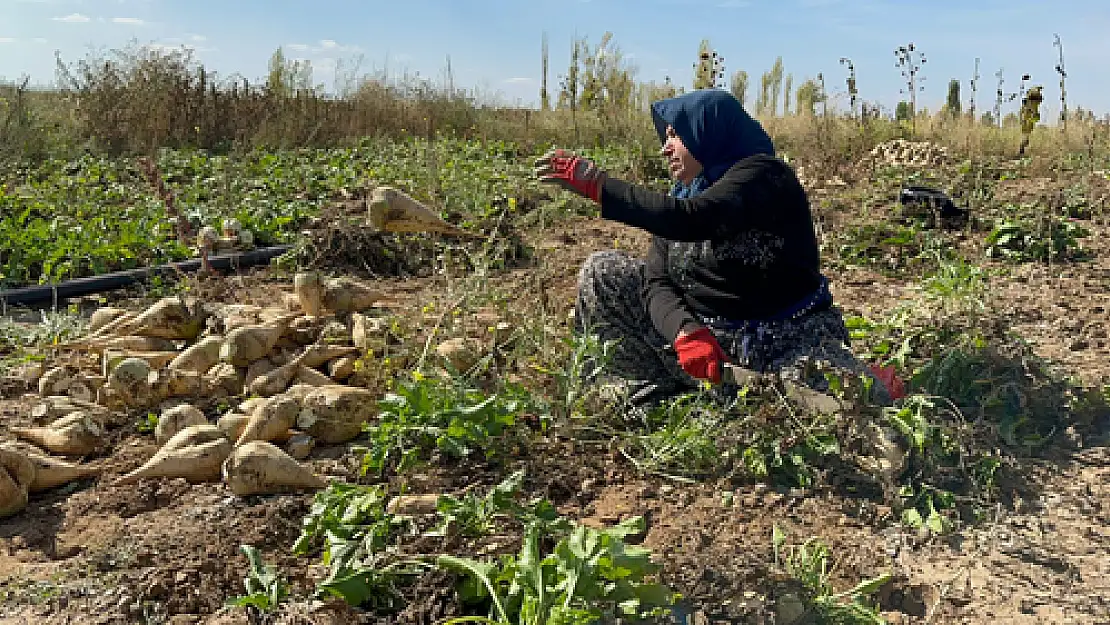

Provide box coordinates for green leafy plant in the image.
[292,482,425,609]
[985,215,1090,262]
[430,470,559,539]
[226,545,288,612]
[438,516,677,625]
[361,373,537,476]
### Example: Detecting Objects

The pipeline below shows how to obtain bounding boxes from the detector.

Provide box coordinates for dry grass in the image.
[1,42,1108,167]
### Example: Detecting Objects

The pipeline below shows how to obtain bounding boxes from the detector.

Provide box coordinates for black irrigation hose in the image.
[0,245,293,308]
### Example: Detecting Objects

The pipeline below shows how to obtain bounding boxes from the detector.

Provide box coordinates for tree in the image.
[266,47,313,97]
[729,69,749,106]
[756,71,772,116]
[768,56,784,116]
[557,32,637,115]
[795,79,823,116]
[839,58,858,119]
[945,79,962,118]
[540,32,550,111]
[895,101,912,122]
[782,73,793,115]
[693,39,725,89]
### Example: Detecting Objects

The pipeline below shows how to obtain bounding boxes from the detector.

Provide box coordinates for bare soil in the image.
[1,190,1108,624]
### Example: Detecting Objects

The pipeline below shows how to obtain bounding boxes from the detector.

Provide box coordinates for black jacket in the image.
[598,154,823,342]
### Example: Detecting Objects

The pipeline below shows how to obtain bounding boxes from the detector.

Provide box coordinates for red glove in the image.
[533,149,606,203]
[868,364,907,400]
[674,327,728,384]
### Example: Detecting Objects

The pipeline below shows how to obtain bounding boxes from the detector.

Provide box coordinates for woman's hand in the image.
[673,327,728,384]
[533,149,607,203]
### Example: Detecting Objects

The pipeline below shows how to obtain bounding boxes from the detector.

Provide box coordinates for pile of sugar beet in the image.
[1,184,487,519]
[0,273,397,519]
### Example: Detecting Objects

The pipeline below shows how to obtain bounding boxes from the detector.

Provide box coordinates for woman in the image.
[534,88,896,407]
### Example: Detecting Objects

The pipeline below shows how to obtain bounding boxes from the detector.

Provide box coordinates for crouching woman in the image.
[534,88,898,407]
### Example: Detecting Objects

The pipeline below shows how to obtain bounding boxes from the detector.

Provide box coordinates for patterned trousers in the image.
[573,250,891,407]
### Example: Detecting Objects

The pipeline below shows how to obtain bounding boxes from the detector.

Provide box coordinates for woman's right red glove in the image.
[674,327,728,384]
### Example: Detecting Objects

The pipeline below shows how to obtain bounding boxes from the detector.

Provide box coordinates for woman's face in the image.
[662,125,703,185]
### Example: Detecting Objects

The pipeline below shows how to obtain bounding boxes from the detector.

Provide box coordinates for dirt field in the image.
[2,164,1109,625]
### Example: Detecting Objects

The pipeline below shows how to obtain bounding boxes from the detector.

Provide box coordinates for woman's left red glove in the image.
[533,149,606,203]
[674,327,728,384]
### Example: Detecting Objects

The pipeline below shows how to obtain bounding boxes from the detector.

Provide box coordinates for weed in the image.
[226,545,288,612]
[984,214,1090,262]
[772,525,891,624]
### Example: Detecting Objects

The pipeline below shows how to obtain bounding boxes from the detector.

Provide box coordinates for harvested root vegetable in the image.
[12,411,104,456]
[217,304,265,333]
[216,413,250,440]
[244,358,277,392]
[294,271,324,317]
[295,366,333,387]
[31,396,107,422]
[113,296,208,340]
[300,344,359,369]
[386,494,440,516]
[248,352,307,397]
[328,357,357,381]
[284,433,315,460]
[38,367,72,396]
[88,311,137,338]
[0,448,36,518]
[217,413,295,444]
[104,350,178,374]
[296,385,377,444]
[222,440,326,496]
[238,397,268,415]
[106,357,158,407]
[220,313,300,367]
[69,335,177,354]
[367,186,479,238]
[155,404,208,444]
[0,442,100,492]
[236,395,301,447]
[168,336,224,375]
[321,277,384,315]
[205,363,245,396]
[115,424,231,484]
[155,369,203,398]
[285,315,323,346]
[63,378,98,403]
[88,307,130,333]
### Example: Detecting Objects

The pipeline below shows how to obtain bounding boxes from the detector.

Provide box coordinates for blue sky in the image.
[2,0,1109,121]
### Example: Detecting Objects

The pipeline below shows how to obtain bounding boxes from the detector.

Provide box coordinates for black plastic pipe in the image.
[0,244,293,308]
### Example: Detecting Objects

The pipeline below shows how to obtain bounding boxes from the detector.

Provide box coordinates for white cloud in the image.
[285,39,362,55]
[111,17,145,25]
[0,38,15,43]
[504,77,533,84]
[51,13,91,23]
[33,37,48,43]
[187,34,207,42]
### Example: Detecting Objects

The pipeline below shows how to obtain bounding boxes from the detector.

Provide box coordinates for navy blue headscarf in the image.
[650,88,775,199]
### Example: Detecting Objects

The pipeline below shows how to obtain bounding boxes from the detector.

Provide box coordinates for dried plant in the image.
[894,43,926,131]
